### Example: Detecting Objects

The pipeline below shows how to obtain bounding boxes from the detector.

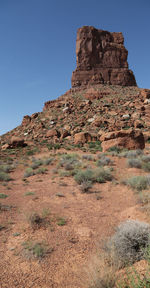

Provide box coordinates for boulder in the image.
[10,136,26,148]
[46,129,60,138]
[72,26,136,87]
[74,132,92,144]
[140,89,150,99]
[100,129,145,152]
[22,115,31,126]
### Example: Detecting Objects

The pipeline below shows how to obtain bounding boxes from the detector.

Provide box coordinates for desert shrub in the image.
[117,267,150,288]
[127,158,142,169]
[74,167,113,185]
[93,167,113,183]
[24,167,34,178]
[59,154,81,170]
[0,164,13,173]
[88,141,102,152]
[0,171,12,181]
[57,217,66,226]
[121,149,143,158]
[28,212,43,229]
[107,146,121,153]
[0,193,8,199]
[80,180,93,193]
[31,159,43,169]
[106,220,150,266]
[26,147,39,155]
[74,169,94,184]
[36,167,48,174]
[24,191,35,196]
[22,241,50,258]
[141,154,150,163]
[124,175,150,191]
[82,154,94,161]
[97,155,113,167]
[142,162,150,172]
[47,143,61,150]
[43,158,54,165]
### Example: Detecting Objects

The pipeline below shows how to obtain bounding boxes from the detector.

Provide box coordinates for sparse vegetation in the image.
[0,171,12,181]
[22,241,52,258]
[24,167,34,178]
[124,175,150,191]
[74,167,113,185]
[0,193,8,199]
[88,141,102,153]
[57,217,67,226]
[106,220,150,266]
[127,158,142,169]
[24,191,35,196]
[97,155,113,167]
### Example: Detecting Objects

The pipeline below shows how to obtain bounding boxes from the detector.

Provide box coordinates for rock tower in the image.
[72,26,136,87]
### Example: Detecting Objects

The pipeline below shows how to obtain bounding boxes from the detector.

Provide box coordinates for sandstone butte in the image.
[72,26,137,87]
[0,26,150,152]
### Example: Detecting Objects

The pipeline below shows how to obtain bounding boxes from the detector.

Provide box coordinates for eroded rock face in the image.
[100,129,145,152]
[72,26,136,87]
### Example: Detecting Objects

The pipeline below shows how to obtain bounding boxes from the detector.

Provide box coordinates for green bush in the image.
[74,167,113,185]
[124,175,150,191]
[74,169,94,184]
[97,155,113,167]
[0,193,8,199]
[0,171,12,181]
[24,168,34,178]
[127,158,142,169]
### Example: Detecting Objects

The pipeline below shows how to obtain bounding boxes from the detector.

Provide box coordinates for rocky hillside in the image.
[0,26,150,152]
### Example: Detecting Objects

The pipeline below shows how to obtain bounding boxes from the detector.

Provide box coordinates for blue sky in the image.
[0,0,150,135]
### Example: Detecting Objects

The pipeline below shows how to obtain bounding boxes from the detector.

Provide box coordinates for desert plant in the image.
[24,167,34,178]
[82,154,94,161]
[59,154,80,171]
[127,159,142,169]
[24,191,35,196]
[31,159,43,169]
[74,167,113,185]
[43,158,54,165]
[22,241,49,258]
[74,169,94,184]
[0,193,8,199]
[106,220,150,267]
[80,180,93,193]
[36,167,48,174]
[141,154,150,163]
[93,167,113,183]
[142,162,150,172]
[0,171,12,181]
[28,212,43,229]
[0,164,13,173]
[124,175,150,191]
[57,217,66,226]
[97,155,113,167]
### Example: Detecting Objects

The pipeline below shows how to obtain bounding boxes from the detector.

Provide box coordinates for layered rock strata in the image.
[72,26,136,87]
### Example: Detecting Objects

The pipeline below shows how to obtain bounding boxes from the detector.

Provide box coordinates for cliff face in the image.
[72,26,136,87]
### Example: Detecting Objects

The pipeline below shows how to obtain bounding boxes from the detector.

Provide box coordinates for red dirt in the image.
[0,148,149,288]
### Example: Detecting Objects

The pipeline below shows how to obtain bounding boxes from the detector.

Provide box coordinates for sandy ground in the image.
[0,149,149,288]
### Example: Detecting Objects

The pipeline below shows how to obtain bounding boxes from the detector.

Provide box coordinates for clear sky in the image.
[0,0,150,135]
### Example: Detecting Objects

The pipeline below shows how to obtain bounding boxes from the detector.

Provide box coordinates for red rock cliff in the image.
[72,26,136,87]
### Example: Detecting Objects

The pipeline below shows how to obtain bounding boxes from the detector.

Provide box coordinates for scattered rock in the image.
[22,115,31,126]
[100,129,145,152]
[10,136,26,148]
[74,132,92,144]
[46,129,60,138]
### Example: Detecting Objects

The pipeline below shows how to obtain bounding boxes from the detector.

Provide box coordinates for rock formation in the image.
[72,26,137,87]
